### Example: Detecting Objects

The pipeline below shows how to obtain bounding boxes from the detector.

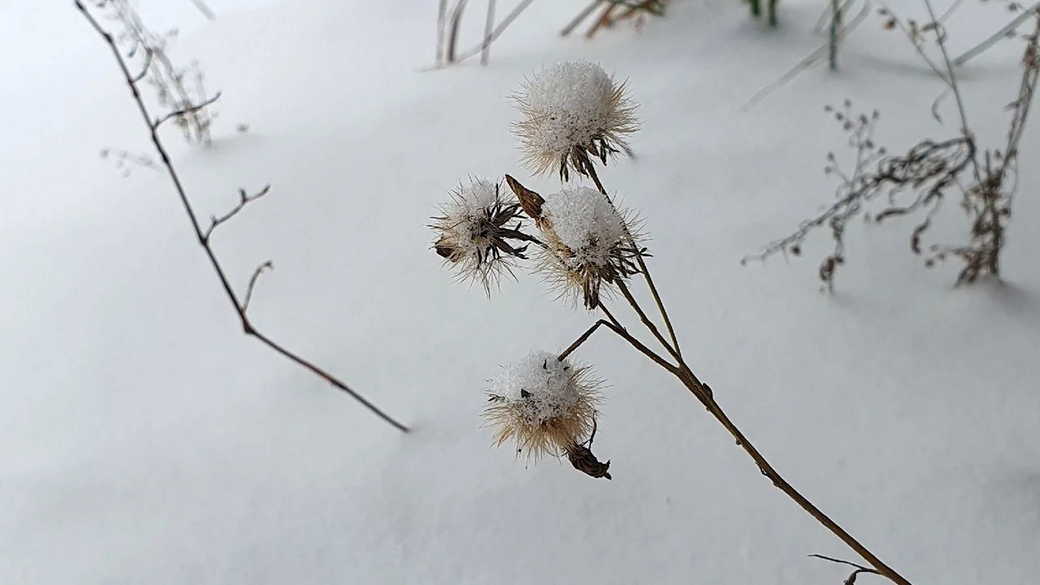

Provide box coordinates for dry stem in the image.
[76,1,409,433]
[566,169,913,585]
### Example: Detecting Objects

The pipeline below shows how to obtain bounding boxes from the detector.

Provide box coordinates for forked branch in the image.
[75,1,409,433]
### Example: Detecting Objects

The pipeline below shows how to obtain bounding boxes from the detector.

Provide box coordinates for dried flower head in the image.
[514,61,637,181]
[430,178,540,293]
[521,182,643,309]
[485,350,599,460]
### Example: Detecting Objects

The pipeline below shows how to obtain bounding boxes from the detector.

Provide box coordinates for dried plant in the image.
[485,350,601,461]
[430,178,540,293]
[429,60,914,585]
[93,0,217,145]
[434,1,668,68]
[564,0,668,38]
[747,0,780,26]
[99,147,159,177]
[746,2,1040,289]
[76,2,408,432]
[514,61,638,180]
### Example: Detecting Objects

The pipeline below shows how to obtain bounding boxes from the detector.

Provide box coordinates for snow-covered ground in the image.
[2,1,1039,583]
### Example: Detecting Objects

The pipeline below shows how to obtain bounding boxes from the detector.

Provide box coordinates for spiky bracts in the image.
[485,350,600,460]
[430,178,540,294]
[514,61,637,181]
[505,176,642,309]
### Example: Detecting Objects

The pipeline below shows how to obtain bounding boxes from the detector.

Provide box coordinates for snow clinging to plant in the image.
[431,178,532,293]
[485,350,598,459]
[543,186,626,270]
[515,61,636,178]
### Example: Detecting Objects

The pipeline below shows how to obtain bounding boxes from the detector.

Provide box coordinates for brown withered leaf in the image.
[505,174,545,220]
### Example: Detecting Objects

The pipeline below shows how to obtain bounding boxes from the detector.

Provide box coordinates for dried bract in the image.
[485,350,599,460]
[431,178,541,293]
[533,185,643,309]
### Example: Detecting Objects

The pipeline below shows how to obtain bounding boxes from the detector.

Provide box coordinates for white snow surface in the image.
[490,350,581,424]
[2,1,1040,584]
[543,185,626,268]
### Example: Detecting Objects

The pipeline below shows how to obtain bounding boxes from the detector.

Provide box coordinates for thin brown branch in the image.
[594,253,913,584]
[204,184,271,241]
[671,366,911,585]
[562,1,601,36]
[152,91,222,130]
[585,2,618,38]
[811,554,883,584]
[559,318,678,373]
[616,279,681,362]
[584,163,683,359]
[76,0,409,433]
[241,260,273,313]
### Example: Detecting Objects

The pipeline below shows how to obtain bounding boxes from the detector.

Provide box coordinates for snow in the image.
[516,60,636,174]
[541,185,627,270]
[2,1,1039,584]
[485,350,598,459]
[431,178,509,288]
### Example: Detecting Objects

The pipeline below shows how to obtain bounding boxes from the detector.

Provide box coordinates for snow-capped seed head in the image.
[430,178,539,294]
[535,186,643,309]
[514,61,637,180]
[485,350,599,460]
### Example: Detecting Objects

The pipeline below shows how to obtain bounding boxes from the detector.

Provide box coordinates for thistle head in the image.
[514,61,637,181]
[507,177,642,309]
[430,178,539,294]
[484,350,600,460]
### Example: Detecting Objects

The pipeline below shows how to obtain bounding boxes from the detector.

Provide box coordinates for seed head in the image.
[524,184,643,309]
[514,61,637,181]
[485,350,599,460]
[430,178,540,294]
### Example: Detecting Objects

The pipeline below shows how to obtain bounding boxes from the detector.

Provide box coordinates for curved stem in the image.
[585,163,683,359]
[75,1,409,433]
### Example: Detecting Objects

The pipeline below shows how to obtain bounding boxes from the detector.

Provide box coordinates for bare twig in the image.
[445,0,470,62]
[76,1,409,433]
[954,2,1040,66]
[743,0,870,110]
[830,0,842,70]
[242,260,273,313]
[204,185,271,241]
[153,91,221,129]
[104,0,215,144]
[811,554,883,584]
[481,0,496,65]
[562,1,601,36]
[577,165,913,585]
[922,0,972,138]
[448,0,537,65]
[189,0,216,20]
[437,0,448,62]
[130,48,153,83]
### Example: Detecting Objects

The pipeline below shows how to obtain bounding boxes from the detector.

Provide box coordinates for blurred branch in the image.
[189,0,215,20]
[954,2,1040,66]
[75,0,410,433]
